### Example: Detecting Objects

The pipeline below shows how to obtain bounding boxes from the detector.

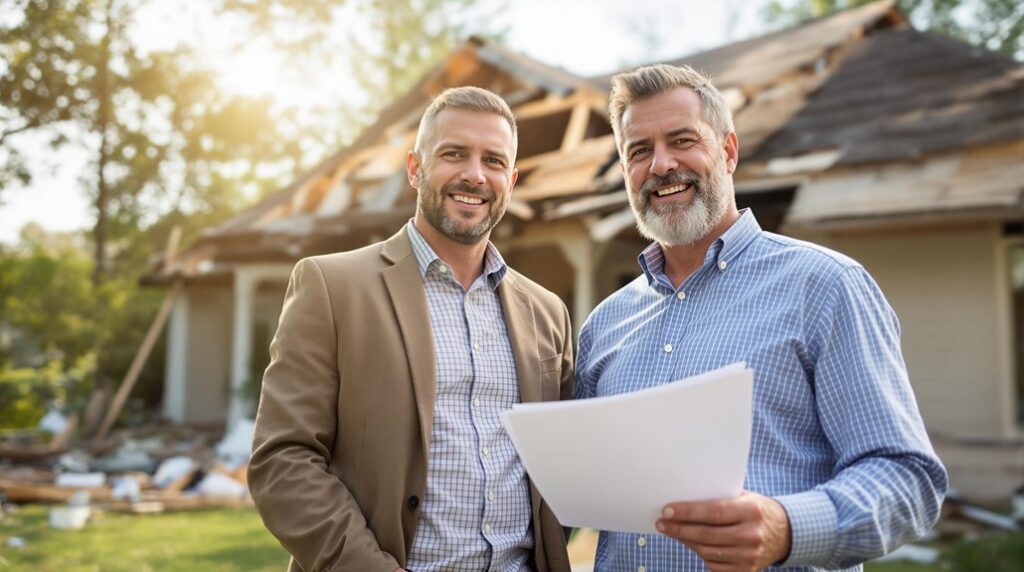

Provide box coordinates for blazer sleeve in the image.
[248,258,400,572]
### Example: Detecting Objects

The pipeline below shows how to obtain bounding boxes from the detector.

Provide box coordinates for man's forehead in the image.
[621,87,707,137]
[430,108,514,147]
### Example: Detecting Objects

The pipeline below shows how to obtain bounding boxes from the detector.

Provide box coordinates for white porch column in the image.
[228,268,256,429]
[162,290,189,423]
[559,237,597,334]
[226,263,297,430]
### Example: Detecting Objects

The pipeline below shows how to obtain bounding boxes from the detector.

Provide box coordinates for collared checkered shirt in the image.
[404,222,534,572]
[575,209,947,572]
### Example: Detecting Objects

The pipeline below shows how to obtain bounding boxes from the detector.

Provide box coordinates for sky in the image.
[0,0,773,244]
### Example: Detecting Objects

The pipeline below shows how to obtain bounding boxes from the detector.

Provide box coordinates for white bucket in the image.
[49,506,91,530]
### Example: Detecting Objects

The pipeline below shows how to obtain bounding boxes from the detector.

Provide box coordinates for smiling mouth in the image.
[450,193,486,205]
[653,183,693,198]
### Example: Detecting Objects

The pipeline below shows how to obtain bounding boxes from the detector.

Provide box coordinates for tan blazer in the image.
[249,227,574,572]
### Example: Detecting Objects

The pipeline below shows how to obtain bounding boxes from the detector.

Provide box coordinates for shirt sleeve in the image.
[777,265,948,569]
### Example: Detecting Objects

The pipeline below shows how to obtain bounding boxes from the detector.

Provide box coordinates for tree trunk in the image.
[92,0,113,286]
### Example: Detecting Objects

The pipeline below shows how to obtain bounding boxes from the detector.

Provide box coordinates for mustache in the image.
[441,182,495,202]
[639,170,702,198]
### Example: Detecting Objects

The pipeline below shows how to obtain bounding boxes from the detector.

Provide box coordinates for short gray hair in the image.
[609,64,734,154]
[414,86,518,157]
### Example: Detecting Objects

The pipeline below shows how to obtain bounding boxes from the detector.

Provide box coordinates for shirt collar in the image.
[637,208,762,288]
[405,221,508,289]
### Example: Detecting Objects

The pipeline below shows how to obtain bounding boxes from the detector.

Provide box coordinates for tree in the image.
[762,0,1023,59]
[1,1,307,284]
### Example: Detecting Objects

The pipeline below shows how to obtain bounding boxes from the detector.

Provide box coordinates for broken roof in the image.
[148,0,1024,283]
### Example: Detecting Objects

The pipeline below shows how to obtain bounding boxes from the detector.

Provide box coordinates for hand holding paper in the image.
[501,363,754,534]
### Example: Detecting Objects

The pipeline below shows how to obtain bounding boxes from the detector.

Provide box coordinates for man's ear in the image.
[723,131,740,174]
[509,167,519,191]
[406,151,422,189]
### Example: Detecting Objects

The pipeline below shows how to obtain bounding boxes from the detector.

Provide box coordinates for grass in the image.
[0,505,289,571]
[1,504,1021,571]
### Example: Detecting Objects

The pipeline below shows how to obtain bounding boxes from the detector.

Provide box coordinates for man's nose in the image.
[461,157,487,185]
[650,145,678,177]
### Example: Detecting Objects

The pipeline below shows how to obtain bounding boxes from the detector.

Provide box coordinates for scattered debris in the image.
[6,536,26,549]
[152,456,195,489]
[214,418,255,465]
[38,409,69,435]
[55,472,106,489]
[49,505,91,530]
[0,419,253,516]
[195,472,247,498]
[49,491,92,530]
[111,476,142,502]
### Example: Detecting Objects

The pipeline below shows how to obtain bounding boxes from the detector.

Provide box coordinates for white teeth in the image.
[655,184,691,197]
[451,194,483,205]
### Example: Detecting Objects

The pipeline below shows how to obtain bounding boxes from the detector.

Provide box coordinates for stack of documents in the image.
[501,362,753,533]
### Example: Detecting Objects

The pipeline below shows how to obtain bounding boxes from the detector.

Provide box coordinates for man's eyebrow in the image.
[624,136,652,153]
[435,142,468,152]
[484,148,511,162]
[666,127,701,139]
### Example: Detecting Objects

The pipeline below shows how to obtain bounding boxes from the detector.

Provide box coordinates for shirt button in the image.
[676,291,686,300]
[481,447,489,457]
[472,341,481,350]
[719,260,727,271]
[663,343,672,353]
[483,523,492,534]
[638,566,646,572]
[472,398,481,407]
[438,264,448,273]
[488,491,496,501]
[637,536,647,547]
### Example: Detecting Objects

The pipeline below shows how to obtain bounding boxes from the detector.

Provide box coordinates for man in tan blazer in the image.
[249,86,574,572]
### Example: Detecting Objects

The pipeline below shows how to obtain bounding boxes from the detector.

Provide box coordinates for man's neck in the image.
[660,208,741,289]
[413,216,489,290]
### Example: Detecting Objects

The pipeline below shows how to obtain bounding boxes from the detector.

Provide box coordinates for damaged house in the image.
[144,1,1024,502]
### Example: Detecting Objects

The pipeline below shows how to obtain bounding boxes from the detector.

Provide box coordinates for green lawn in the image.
[0,505,289,571]
[1,504,1020,571]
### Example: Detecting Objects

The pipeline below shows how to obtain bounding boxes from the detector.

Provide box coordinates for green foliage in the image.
[0,355,94,430]
[0,229,166,428]
[761,0,1023,59]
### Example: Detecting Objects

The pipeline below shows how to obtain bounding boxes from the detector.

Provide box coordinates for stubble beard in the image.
[627,153,730,247]
[417,174,508,245]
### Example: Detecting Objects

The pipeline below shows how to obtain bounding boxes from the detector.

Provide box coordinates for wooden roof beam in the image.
[561,101,591,152]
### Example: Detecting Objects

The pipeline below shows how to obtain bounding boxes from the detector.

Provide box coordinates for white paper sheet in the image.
[501,362,753,533]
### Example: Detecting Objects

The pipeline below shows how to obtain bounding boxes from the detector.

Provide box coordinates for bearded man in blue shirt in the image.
[573,64,947,572]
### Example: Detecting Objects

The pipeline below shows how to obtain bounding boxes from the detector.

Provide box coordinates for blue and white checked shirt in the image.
[404,222,534,572]
[575,210,947,572]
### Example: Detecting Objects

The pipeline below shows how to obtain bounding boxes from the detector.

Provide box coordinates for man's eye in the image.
[485,157,506,167]
[674,138,695,147]
[629,147,648,159]
[442,150,462,158]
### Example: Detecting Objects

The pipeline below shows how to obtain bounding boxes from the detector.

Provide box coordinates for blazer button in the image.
[407,495,420,510]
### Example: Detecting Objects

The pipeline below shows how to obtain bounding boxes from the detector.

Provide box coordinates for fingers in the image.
[656,521,744,546]
[662,495,759,525]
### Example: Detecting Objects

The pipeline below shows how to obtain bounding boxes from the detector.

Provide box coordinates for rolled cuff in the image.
[775,490,838,567]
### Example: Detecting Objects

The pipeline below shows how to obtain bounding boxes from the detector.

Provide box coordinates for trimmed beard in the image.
[417,173,509,245]
[627,153,729,247]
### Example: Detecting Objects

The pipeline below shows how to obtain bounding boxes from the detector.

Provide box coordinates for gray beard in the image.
[628,166,728,247]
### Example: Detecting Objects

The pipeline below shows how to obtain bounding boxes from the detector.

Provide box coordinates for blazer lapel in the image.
[381,228,436,462]
[499,274,542,404]
[499,273,548,542]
